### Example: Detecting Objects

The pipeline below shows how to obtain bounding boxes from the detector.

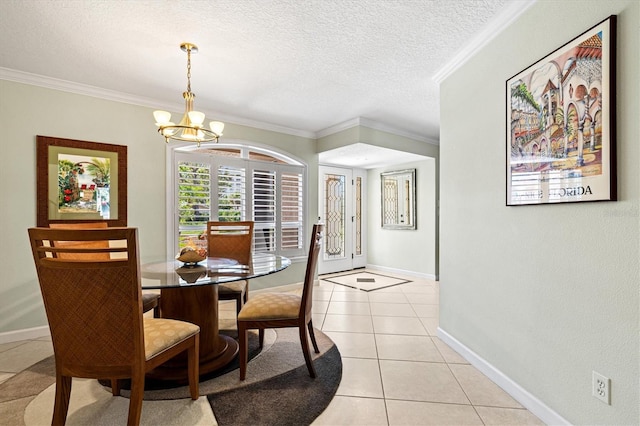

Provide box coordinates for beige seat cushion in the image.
[143,318,200,360]
[237,293,301,321]
[141,292,160,306]
[218,280,247,294]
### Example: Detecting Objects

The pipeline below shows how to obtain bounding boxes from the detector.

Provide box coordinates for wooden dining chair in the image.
[237,224,323,380]
[28,227,200,426]
[49,222,160,315]
[206,221,254,314]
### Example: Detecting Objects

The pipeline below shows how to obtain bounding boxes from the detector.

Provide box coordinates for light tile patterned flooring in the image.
[0,270,544,425]
[310,270,544,425]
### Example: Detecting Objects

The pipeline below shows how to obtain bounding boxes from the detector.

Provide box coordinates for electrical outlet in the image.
[592,371,611,405]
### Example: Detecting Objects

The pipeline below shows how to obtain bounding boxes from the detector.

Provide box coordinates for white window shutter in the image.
[177,161,211,247]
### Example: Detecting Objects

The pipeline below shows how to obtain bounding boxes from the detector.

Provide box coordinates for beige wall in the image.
[440,1,639,424]
[368,159,437,278]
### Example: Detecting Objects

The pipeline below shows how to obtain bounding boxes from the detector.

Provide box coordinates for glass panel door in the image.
[318,166,366,274]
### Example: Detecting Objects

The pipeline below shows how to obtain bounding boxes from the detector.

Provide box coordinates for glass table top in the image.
[140,253,291,289]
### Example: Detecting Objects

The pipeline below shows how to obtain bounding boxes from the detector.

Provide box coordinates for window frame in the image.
[167,141,308,262]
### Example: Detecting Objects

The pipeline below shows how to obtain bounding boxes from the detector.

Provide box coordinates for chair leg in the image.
[258,328,265,348]
[235,294,243,315]
[187,334,200,400]
[299,324,317,379]
[127,373,145,426]
[308,320,320,353]
[52,373,72,426]
[238,322,249,380]
[111,378,121,396]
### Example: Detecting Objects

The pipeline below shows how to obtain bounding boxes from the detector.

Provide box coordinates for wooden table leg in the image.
[146,285,239,381]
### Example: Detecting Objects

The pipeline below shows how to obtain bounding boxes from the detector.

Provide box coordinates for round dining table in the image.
[140,253,291,381]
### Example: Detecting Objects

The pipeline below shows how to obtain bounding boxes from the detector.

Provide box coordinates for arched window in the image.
[169,142,307,259]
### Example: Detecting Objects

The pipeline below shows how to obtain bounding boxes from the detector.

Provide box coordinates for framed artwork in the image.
[36,136,127,227]
[506,15,616,206]
[381,169,416,230]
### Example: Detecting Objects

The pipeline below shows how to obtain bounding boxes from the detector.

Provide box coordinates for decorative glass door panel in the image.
[318,166,366,274]
[324,173,346,260]
[355,176,362,256]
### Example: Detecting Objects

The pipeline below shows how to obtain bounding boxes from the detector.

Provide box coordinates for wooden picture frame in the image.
[506,16,616,206]
[36,135,127,227]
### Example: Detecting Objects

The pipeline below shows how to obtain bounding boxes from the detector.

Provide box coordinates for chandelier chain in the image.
[186,46,192,93]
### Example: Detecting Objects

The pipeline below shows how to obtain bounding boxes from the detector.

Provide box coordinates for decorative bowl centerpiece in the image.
[176,265,207,283]
[176,246,207,266]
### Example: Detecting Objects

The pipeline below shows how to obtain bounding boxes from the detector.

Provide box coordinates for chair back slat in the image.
[50,222,111,260]
[300,224,323,318]
[28,227,144,375]
[206,221,254,265]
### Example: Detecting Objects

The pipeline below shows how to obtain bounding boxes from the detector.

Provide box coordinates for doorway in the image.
[318,166,366,274]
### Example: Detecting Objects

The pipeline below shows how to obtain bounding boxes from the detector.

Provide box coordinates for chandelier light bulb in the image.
[210,121,225,136]
[162,125,177,136]
[188,111,205,126]
[181,130,197,140]
[153,110,172,125]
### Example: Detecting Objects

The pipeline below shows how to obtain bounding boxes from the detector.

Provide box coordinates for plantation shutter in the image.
[173,147,306,259]
[281,171,304,252]
[177,161,211,247]
[217,165,246,221]
[252,169,276,252]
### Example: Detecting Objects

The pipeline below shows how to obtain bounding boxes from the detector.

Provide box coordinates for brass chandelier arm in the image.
[157,125,221,146]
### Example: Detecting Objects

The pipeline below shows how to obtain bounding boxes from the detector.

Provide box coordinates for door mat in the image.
[320,271,411,292]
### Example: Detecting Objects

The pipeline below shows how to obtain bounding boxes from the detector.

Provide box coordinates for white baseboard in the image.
[0,325,50,345]
[365,264,438,281]
[437,327,570,425]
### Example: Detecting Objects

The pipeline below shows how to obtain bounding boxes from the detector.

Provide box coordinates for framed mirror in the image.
[381,169,416,230]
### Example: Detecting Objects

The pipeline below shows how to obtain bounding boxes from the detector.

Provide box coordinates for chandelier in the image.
[153,43,224,147]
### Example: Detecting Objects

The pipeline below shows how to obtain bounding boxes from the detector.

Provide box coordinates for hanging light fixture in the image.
[153,42,224,147]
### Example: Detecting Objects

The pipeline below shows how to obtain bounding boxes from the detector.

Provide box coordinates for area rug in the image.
[321,270,412,291]
[3,328,342,426]
[209,344,341,426]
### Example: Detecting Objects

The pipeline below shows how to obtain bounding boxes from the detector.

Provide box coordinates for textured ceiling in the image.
[0,0,526,143]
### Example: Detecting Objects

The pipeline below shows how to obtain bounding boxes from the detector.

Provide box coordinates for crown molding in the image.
[317,117,438,145]
[0,66,162,107]
[0,67,316,139]
[1,67,436,143]
[433,0,537,84]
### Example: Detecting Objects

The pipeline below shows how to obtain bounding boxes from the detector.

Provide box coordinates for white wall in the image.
[439,1,639,424]
[368,159,437,278]
[0,80,317,336]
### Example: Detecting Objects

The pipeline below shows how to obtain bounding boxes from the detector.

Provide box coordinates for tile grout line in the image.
[369,286,391,426]
[443,354,487,425]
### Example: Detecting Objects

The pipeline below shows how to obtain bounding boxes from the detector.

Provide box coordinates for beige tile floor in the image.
[0,270,545,425]
[311,271,544,426]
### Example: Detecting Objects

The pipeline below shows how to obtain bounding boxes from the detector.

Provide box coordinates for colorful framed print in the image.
[36,136,127,227]
[506,16,616,206]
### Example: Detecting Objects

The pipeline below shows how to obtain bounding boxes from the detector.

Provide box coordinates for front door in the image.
[318,166,366,274]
